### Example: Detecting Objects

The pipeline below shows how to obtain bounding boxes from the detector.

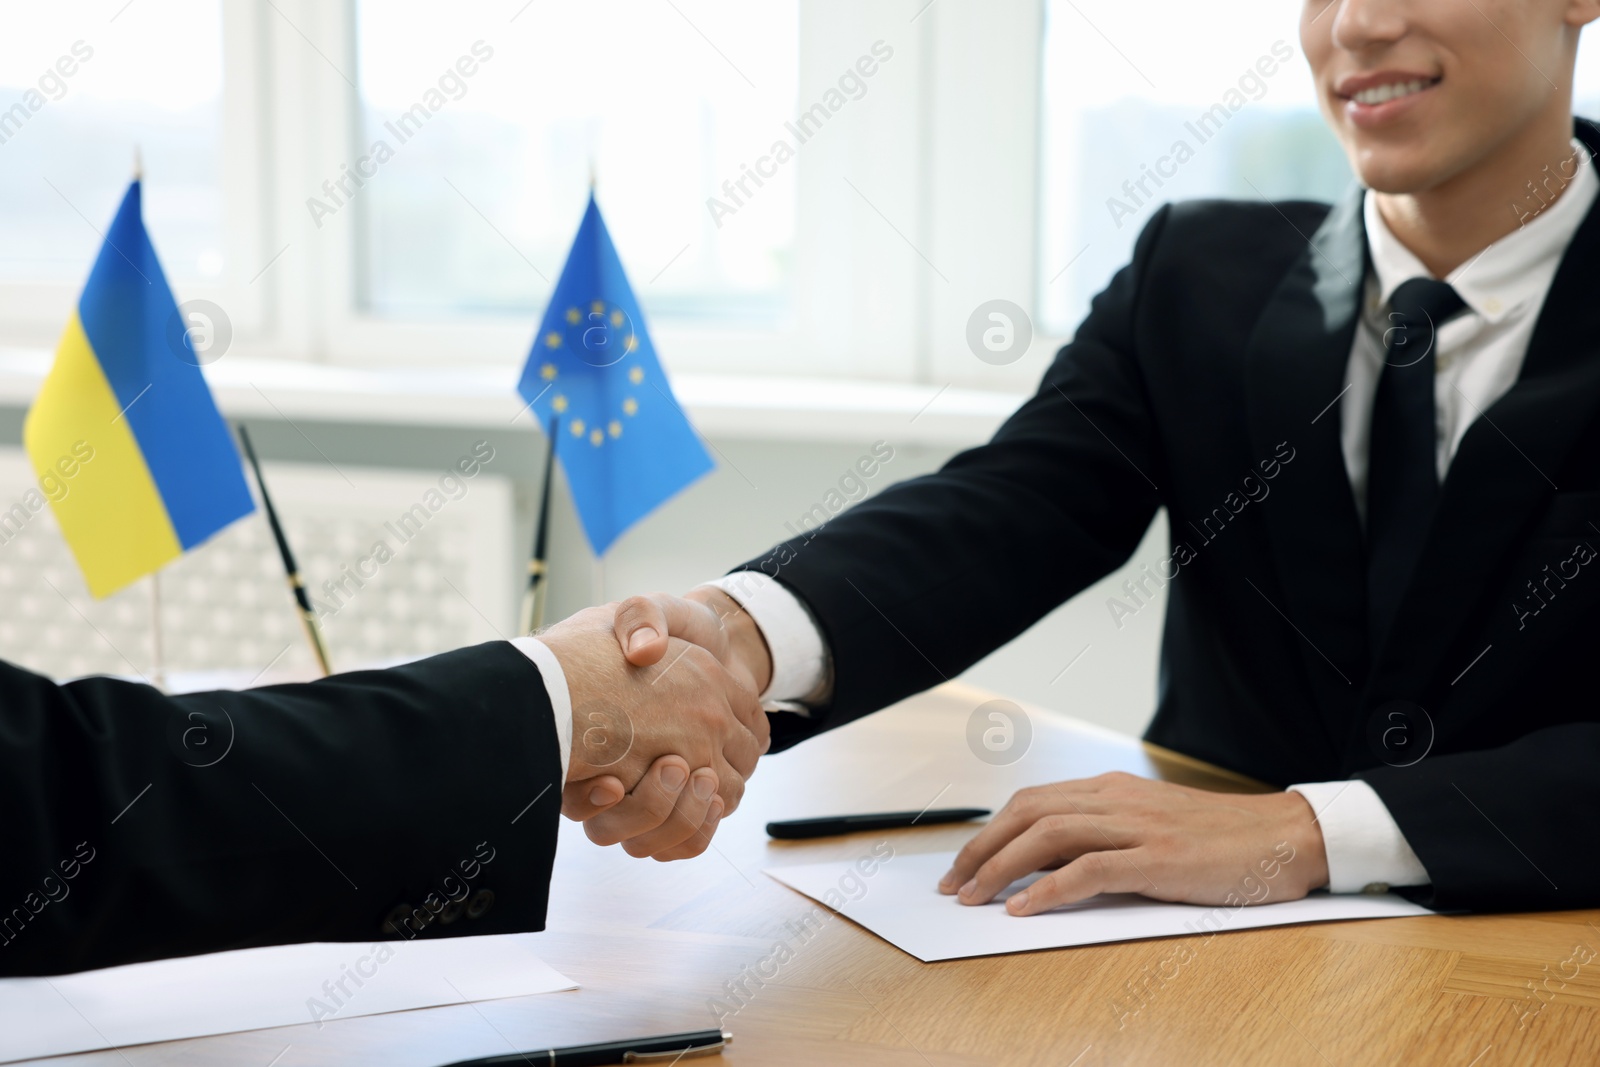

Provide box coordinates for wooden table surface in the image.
[31,682,1600,1066]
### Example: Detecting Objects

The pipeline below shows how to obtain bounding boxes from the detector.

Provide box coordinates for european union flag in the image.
[516,194,713,556]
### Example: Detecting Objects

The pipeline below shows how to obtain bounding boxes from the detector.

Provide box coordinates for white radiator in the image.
[0,447,515,684]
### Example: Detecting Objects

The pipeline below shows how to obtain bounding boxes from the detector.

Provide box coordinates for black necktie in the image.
[1366,277,1466,653]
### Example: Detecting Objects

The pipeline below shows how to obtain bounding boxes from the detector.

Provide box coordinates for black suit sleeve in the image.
[744,209,1172,751]
[1358,724,1600,912]
[0,640,563,976]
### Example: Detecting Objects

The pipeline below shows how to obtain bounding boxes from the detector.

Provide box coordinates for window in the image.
[353,0,800,326]
[0,3,225,287]
[1037,0,1351,336]
[13,2,1596,387]
[1038,0,1600,338]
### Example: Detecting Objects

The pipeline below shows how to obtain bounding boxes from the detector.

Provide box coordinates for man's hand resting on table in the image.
[938,772,1330,914]
[538,599,769,860]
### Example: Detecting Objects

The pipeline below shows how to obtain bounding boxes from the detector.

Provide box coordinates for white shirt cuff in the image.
[1288,780,1430,893]
[508,636,572,785]
[702,573,831,707]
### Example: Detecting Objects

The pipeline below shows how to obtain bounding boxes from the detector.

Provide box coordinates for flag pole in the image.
[520,415,559,635]
[149,571,166,691]
[236,425,333,676]
[134,144,164,690]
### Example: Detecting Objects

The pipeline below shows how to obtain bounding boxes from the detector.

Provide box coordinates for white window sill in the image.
[0,348,1025,447]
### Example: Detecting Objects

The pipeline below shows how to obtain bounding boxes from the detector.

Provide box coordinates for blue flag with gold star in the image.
[516,194,714,555]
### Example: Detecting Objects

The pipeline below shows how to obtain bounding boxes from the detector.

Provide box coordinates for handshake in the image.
[538,586,774,860]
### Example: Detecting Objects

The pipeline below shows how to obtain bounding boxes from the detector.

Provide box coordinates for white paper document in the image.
[0,933,575,1063]
[766,850,1432,962]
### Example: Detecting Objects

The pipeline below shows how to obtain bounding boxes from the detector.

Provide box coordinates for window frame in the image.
[2,0,1062,395]
[0,0,271,353]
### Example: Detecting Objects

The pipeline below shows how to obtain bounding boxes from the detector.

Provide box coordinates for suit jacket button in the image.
[382,903,412,938]
[439,898,465,925]
[466,889,495,920]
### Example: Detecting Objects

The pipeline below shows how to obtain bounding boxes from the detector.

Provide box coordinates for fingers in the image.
[938,781,1112,894]
[561,775,625,821]
[709,756,747,815]
[652,639,764,789]
[939,793,1052,894]
[1006,849,1153,915]
[704,644,769,776]
[614,593,728,668]
[613,594,673,666]
[585,755,692,847]
[621,767,720,858]
[742,695,772,756]
[958,814,1100,905]
[651,796,725,861]
[716,715,765,785]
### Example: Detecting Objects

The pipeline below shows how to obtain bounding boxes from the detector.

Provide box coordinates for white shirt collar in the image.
[1363,138,1598,325]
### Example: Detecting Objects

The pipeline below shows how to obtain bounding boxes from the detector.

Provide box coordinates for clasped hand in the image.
[539,588,771,861]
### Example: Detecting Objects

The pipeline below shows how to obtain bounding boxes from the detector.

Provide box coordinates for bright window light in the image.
[354,0,799,326]
[0,2,223,286]
[1037,0,1349,335]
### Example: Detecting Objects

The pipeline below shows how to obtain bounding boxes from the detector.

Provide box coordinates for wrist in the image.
[537,614,637,783]
[687,586,773,695]
[1274,790,1330,894]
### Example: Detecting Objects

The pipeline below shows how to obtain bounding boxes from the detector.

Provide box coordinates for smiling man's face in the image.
[1301,0,1592,194]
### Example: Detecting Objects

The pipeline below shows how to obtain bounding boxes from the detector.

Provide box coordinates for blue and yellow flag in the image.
[516,194,713,555]
[24,180,254,598]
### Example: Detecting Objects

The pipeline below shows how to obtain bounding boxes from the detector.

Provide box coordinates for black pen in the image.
[767,808,990,840]
[436,1028,731,1066]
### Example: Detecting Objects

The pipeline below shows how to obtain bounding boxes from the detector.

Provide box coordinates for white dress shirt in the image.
[508,636,574,784]
[701,147,1598,894]
[1339,141,1598,516]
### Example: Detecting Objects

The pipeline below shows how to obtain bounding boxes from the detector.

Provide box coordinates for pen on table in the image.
[436,1028,731,1066]
[767,808,990,840]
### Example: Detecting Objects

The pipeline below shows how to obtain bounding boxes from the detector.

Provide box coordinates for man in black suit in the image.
[592,0,1600,916]
[0,603,764,976]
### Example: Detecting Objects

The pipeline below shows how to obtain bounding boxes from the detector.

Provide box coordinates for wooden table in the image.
[34,683,1600,1066]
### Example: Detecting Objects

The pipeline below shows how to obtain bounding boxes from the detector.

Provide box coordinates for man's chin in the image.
[1347,147,1455,196]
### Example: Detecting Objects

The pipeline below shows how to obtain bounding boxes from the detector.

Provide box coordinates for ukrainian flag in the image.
[516,193,713,555]
[24,180,254,598]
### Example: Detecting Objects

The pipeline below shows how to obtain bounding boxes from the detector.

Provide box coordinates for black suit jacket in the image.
[745,119,1600,915]
[0,641,563,976]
